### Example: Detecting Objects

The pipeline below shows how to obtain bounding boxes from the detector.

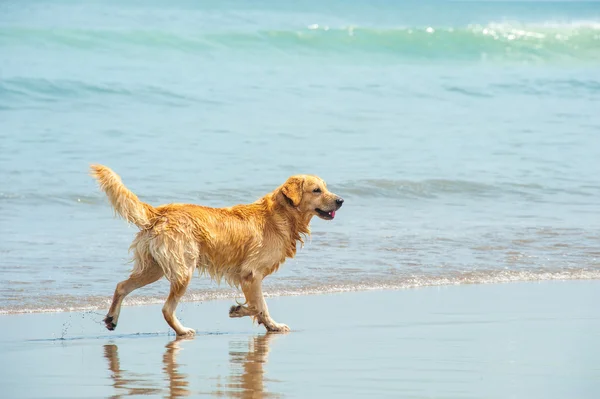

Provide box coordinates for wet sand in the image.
[1,281,599,398]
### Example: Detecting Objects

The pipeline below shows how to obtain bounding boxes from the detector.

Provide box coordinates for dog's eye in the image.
[313,188,322,194]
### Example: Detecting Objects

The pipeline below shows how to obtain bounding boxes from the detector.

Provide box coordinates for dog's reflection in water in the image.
[103,333,279,398]
[213,334,280,398]
[103,343,164,398]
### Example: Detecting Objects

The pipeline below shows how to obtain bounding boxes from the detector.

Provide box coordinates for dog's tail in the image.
[90,164,156,229]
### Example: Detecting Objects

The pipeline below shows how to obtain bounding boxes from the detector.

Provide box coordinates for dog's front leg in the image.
[229,276,290,333]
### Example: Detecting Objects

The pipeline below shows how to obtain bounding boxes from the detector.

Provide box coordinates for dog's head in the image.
[279,175,344,220]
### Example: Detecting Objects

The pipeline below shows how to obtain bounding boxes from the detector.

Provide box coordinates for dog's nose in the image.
[335,197,344,208]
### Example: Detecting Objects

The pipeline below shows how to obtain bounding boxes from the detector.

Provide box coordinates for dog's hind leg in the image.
[162,266,195,337]
[104,260,163,331]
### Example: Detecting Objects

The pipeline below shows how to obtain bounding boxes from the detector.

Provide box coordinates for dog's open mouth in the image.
[315,208,336,220]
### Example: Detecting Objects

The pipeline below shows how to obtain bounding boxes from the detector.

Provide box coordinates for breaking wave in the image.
[1,22,599,62]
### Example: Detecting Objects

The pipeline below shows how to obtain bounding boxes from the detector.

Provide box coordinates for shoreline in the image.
[2,269,600,316]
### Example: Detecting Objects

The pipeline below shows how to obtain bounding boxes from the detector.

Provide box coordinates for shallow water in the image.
[1,0,600,313]
[2,283,599,398]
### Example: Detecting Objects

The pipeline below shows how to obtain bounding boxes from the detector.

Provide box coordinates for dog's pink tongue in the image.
[330,210,336,219]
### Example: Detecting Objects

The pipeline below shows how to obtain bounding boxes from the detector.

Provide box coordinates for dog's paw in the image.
[176,327,196,337]
[266,322,290,333]
[104,315,117,331]
[229,305,243,318]
[230,304,256,318]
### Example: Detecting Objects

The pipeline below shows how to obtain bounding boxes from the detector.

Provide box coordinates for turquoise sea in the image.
[1,0,600,314]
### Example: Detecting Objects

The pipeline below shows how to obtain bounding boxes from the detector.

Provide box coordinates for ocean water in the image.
[1,0,600,314]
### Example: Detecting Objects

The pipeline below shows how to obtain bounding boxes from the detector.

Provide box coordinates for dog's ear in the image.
[281,176,304,207]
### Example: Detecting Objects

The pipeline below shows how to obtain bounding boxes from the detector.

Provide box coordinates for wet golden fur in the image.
[90,164,343,336]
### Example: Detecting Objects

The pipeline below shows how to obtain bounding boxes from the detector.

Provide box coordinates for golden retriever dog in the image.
[90,164,343,336]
